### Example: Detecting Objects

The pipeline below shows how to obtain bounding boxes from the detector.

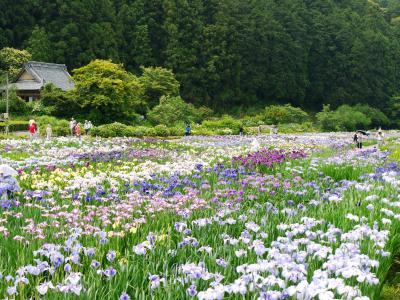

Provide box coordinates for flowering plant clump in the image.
[233,149,307,168]
[0,132,399,298]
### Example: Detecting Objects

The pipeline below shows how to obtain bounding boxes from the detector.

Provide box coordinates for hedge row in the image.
[0,121,29,132]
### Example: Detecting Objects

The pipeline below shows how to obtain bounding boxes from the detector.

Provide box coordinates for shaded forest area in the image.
[1,0,400,113]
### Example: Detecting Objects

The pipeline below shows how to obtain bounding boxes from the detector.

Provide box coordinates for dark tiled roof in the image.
[14,61,75,91]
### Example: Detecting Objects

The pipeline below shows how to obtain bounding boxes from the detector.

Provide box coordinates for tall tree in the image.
[26,26,52,62]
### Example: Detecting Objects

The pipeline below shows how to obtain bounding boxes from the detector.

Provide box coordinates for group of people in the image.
[353,128,385,149]
[28,118,93,141]
[28,120,53,141]
[69,118,93,138]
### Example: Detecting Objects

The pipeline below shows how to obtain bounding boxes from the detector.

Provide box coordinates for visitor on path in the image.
[28,120,37,141]
[75,123,82,139]
[258,125,261,136]
[376,127,385,146]
[353,132,363,149]
[70,118,76,136]
[0,164,20,200]
[46,124,52,141]
[185,124,191,136]
[269,126,273,138]
[274,126,278,136]
[84,120,92,135]
[239,126,244,136]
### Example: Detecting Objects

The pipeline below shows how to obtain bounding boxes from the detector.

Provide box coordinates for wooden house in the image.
[7,61,74,102]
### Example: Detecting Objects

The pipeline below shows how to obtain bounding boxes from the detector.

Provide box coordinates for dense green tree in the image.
[72,59,144,124]
[139,66,180,108]
[26,26,52,62]
[0,0,399,116]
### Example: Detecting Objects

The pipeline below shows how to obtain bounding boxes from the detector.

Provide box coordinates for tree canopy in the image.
[0,0,399,113]
[72,60,144,124]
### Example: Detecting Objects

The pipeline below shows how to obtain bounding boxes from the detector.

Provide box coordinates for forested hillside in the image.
[0,0,399,112]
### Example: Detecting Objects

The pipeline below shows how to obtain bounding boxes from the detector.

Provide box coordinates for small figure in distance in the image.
[70,118,76,136]
[239,125,244,136]
[46,124,52,141]
[353,132,359,149]
[376,127,385,146]
[28,120,37,141]
[185,124,191,136]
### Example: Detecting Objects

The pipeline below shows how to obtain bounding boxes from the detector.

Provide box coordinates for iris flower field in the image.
[0,133,400,299]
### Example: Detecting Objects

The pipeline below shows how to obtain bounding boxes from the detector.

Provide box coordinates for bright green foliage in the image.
[263,104,309,124]
[316,104,371,131]
[91,122,136,137]
[200,115,242,135]
[139,66,180,108]
[72,60,144,124]
[147,95,200,126]
[0,47,31,79]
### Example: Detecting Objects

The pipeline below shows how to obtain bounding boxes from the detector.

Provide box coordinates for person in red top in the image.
[28,120,37,141]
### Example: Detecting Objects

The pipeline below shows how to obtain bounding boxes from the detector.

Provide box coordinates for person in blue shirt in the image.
[185,124,191,136]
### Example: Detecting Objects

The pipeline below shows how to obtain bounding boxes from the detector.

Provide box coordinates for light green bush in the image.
[263,104,309,124]
[153,124,170,137]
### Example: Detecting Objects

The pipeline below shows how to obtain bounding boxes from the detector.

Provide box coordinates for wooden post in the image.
[5,73,9,135]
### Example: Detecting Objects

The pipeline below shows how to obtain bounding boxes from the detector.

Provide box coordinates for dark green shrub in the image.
[40,84,80,119]
[316,105,371,131]
[353,104,389,128]
[0,89,28,115]
[0,120,29,132]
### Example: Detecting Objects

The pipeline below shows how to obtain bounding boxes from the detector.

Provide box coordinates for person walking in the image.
[70,118,76,136]
[84,120,93,135]
[354,132,363,149]
[376,127,385,146]
[185,124,191,136]
[258,125,261,136]
[75,123,81,138]
[84,120,89,135]
[239,126,244,136]
[353,132,359,149]
[46,124,52,141]
[88,121,93,135]
[28,120,37,141]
